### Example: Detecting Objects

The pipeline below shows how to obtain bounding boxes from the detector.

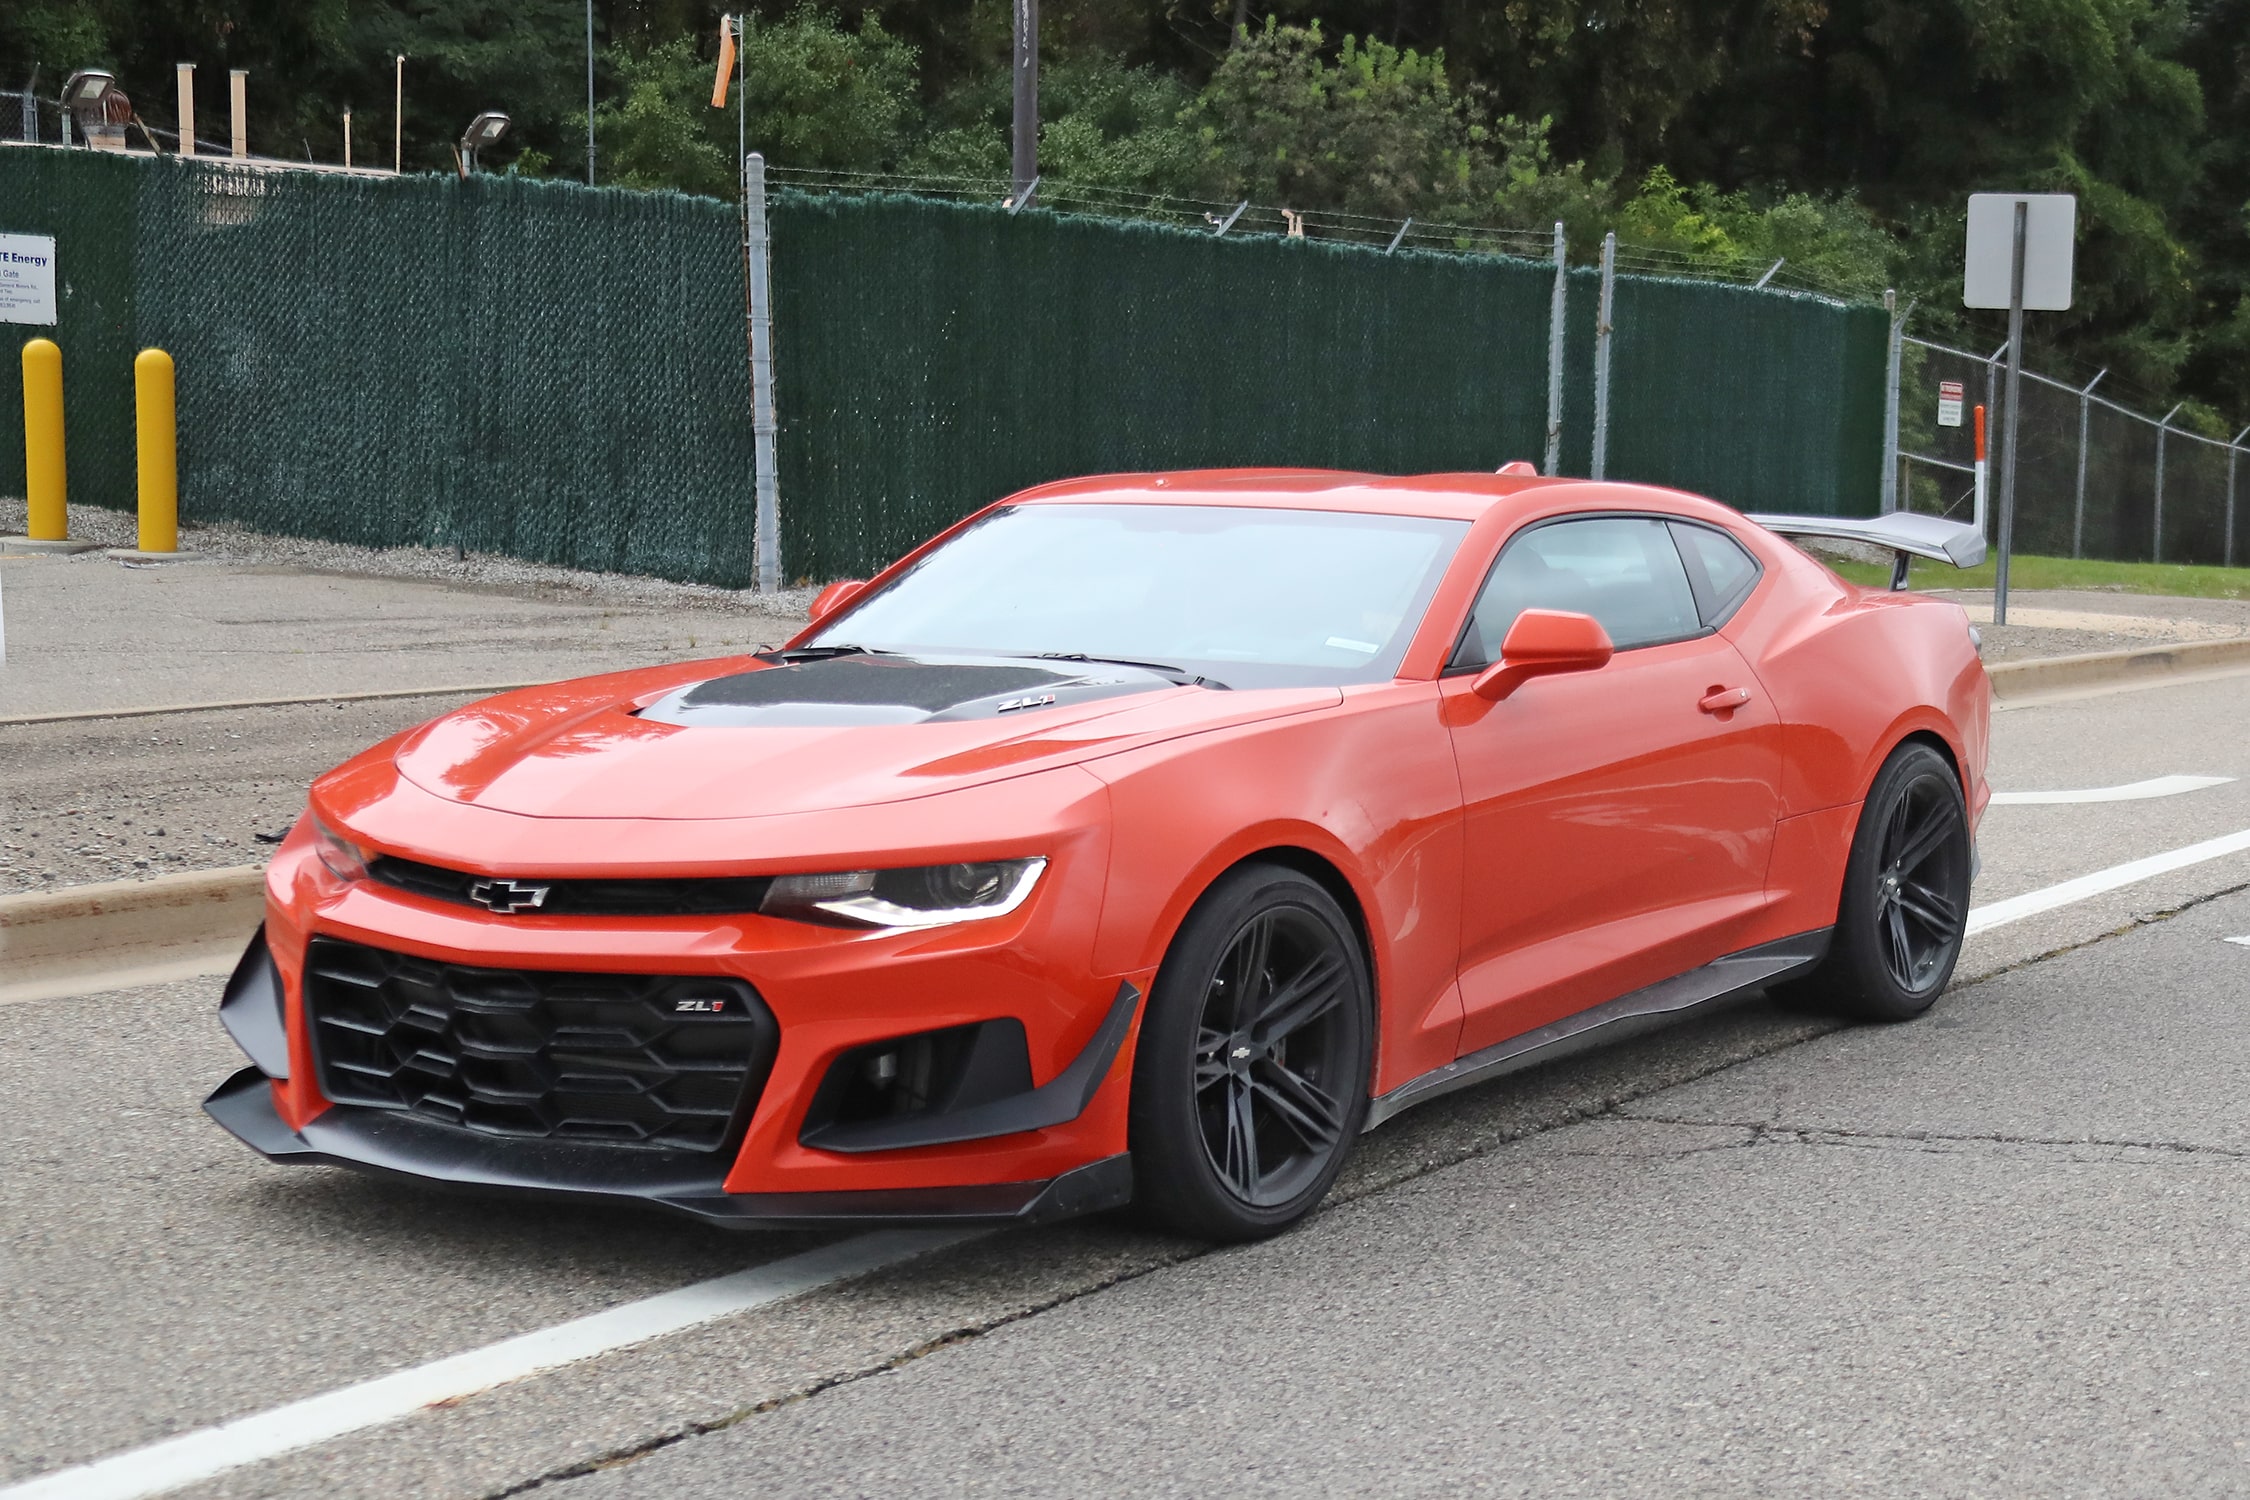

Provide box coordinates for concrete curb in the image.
[0,865,263,1004]
[1987,635,2250,702]
[0,681,541,727]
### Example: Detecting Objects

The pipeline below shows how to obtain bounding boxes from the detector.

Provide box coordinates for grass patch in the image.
[1826,552,2250,600]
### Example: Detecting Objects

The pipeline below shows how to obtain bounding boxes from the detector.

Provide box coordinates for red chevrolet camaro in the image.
[208,470,1990,1241]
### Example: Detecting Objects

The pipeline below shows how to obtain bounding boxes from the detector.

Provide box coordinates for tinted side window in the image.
[1453,516,1705,668]
[1670,521,1762,625]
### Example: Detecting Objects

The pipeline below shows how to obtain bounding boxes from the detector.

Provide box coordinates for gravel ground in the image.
[0,697,471,894]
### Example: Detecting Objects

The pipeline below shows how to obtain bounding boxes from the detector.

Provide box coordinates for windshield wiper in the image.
[1033,652,1228,690]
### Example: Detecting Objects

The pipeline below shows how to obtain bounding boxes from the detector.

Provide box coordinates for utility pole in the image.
[1012,0,1038,205]
[585,0,596,184]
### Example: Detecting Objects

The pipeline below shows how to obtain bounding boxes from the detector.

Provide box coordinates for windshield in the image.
[808,502,1470,688]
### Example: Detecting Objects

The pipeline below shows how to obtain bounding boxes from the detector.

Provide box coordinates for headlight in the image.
[309,814,369,884]
[760,858,1046,928]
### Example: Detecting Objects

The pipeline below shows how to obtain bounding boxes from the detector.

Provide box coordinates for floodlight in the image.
[461,112,510,148]
[63,69,117,108]
[458,111,511,172]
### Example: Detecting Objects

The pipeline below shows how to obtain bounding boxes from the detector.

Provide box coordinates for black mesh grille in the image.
[304,939,776,1152]
[368,856,773,917]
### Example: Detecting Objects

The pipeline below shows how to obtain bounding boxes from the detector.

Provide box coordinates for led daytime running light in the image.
[762,858,1045,928]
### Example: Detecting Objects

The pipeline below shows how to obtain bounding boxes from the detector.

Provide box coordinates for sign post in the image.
[1964,192,2075,624]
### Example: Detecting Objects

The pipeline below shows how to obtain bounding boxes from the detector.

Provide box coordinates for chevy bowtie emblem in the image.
[467,878,552,914]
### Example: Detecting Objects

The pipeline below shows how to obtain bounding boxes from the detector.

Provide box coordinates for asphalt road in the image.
[4,667,2249,1498]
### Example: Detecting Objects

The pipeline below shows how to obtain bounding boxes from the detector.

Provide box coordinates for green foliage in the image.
[736,5,915,170]
[582,6,916,199]
[907,55,1201,193]
[584,36,735,197]
[1183,20,1480,220]
[16,0,2250,426]
[1612,169,1897,297]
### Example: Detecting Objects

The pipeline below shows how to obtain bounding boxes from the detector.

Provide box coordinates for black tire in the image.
[1775,740,1972,1023]
[1128,863,1373,1242]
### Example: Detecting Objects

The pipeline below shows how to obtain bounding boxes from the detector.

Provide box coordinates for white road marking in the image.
[1989,774,2233,805]
[1967,827,2250,936]
[2225,935,2250,947]
[0,1228,981,1500]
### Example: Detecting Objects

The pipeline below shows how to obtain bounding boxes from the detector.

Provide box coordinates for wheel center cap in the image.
[1231,1045,1253,1061]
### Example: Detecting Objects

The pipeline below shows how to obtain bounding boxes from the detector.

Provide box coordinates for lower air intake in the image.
[304,939,776,1153]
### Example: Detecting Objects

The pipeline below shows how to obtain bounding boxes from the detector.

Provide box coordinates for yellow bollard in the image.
[22,338,66,541]
[135,348,179,553]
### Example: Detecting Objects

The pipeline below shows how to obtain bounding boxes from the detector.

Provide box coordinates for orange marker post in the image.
[1973,403,1988,537]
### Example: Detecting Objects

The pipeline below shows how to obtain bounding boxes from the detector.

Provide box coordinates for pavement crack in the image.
[1956,876,2250,987]
[479,1243,1207,1498]
[1617,1113,2250,1161]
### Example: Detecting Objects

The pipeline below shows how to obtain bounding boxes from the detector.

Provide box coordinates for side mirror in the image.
[1471,609,1614,701]
[807,578,868,625]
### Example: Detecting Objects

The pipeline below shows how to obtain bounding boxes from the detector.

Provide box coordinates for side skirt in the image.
[1363,928,1831,1131]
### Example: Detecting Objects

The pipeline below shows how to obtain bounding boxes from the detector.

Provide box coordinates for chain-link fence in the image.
[6,142,1889,585]
[1894,333,2247,567]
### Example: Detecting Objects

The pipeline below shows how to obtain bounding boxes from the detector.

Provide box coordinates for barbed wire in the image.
[764,163,1875,298]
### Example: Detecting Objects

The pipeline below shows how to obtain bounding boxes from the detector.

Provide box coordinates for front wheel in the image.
[1778,740,1972,1022]
[1129,863,1373,1242]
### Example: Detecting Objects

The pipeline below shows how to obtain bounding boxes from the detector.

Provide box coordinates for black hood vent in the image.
[636,653,1176,729]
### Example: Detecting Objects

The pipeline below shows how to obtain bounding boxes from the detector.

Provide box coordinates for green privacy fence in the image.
[2,147,1885,585]
[1,149,141,516]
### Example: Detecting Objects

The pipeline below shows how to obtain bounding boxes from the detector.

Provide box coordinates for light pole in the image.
[1012,0,1038,205]
[585,0,596,184]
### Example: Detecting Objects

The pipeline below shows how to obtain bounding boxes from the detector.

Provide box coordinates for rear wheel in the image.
[1777,741,1971,1022]
[1129,864,1372,1241]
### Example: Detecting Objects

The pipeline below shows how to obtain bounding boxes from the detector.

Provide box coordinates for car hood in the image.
[389,652,1342,820]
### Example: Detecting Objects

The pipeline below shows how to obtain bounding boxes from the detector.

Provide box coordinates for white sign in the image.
[0,233,58,326]
[1964,193,2076,310]
[1938,380,1965,428]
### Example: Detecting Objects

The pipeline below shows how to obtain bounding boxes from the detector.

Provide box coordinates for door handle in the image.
[1698,686,1752,714]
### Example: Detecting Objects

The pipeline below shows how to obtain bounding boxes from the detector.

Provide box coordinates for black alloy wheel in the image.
[1778,741,1972,1022]
[1873,767,1968,993]
[1129,863,1372,1241]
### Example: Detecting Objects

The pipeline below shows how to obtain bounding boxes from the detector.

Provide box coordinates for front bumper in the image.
[204,1065,1134,1229]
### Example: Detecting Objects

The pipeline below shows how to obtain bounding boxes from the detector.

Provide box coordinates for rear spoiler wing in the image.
[1745,511,1986,590]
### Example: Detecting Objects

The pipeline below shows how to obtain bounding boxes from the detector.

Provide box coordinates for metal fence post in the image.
[1983,339,2008,431]
[2153,402,2182,564]
[1880,291,1915,513]
[2072,368,2105,559]
[1545,222,1566,476]
[2229,425,2249,568]
[745,151,782,595]
[1591,231,1616,481]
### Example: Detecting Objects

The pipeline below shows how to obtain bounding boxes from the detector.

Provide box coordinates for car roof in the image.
[1003,468,1726,525]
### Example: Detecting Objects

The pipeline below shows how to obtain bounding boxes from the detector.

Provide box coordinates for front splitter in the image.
[204,1067,1134,1231]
